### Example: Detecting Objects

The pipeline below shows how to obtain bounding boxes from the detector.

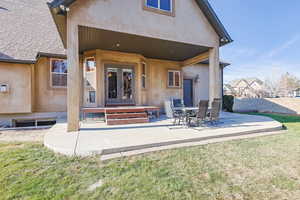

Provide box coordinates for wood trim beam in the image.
[181,51,209,67]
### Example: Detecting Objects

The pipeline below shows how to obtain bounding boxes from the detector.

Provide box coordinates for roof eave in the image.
[0,58,35,64]
[195,0,233,46]
[36,52,67,59]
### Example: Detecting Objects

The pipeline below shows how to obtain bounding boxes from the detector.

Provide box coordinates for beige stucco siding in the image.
[183,64,209,105]
[0,62,32,114]
[69,0,219,47]
[34,57,67,112]
[148,59,183,108]
[83,50,183,109]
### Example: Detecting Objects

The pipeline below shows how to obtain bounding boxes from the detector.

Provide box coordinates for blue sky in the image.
[209,0,300,83]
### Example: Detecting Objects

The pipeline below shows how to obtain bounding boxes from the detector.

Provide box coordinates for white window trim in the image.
[50,58,68,89]
[168,70,181,88]
[146,0,172,12]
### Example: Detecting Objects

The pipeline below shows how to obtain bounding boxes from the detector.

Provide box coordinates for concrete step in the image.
[106,113,148,119]
[106,118,149,125]
[105,108,146,114]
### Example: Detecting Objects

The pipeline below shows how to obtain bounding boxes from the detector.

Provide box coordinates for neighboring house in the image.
[0,0,232,131]
[223,84,236,96]
[227,78,267,98]
[293,88,300,98]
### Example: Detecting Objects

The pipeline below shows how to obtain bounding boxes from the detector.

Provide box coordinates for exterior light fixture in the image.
[59,5,70,12]
[0,84,9,93]
[194,75,200,83]
[220,38,228,43]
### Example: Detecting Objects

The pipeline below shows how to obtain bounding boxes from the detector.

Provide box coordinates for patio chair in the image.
[170,98,185,125]
[171,98,185,108]
[187,100,209,126]
[208,100,222,125]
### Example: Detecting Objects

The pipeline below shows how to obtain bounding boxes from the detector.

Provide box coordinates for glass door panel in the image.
[122,69,133,100]
[107,68,118,100]
[105,65,135,105]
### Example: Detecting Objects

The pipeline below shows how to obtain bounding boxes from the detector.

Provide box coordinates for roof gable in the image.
[49,0,233,45]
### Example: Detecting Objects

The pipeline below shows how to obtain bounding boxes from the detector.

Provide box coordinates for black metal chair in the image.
[171,99,185,125]
[209,100,222,125]
[187,100,209,126]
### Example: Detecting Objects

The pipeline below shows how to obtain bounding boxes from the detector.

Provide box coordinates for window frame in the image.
[88,90,96,104]
[84,57,97,88]
[143,0,175,17]
[84,57,96,73]
[167,70,181,88]
[49,58,68,89]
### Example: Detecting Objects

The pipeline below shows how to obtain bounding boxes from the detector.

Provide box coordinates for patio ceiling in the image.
[78,26,209,61]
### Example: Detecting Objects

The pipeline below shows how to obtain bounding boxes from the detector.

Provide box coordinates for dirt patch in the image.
[1,143,25,150]
[0,129,47,142]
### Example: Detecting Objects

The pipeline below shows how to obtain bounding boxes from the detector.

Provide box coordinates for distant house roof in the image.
[48,0,233,46]
[229,78,264,88]
[0,0,65,62]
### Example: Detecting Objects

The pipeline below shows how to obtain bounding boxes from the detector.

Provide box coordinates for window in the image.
[85,57,96,72]
[146,0,172,11]
[84,57,96,87]
[50,59,67,88]
[141,62,147,89]
[144,0,174,16]
[89,91,96,103]
[168,70,181,88]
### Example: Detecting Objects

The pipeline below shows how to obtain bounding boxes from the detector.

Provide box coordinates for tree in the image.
[277,73,300,97]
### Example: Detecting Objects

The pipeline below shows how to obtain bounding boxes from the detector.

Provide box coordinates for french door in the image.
[105,64,135,105]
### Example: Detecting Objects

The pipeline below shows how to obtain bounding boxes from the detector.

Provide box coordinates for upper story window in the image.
[144,0,175,16]
[147,0,171,11]
[50,59,67,88]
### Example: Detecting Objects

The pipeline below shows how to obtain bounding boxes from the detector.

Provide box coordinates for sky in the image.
[209,0,300,83]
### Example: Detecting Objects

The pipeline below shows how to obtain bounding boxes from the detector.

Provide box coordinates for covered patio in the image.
[48,0,235,132]
[44,112,283,158]
[64,25,222,132]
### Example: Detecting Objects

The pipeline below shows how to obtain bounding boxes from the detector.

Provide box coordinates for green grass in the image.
[1,113,300,200]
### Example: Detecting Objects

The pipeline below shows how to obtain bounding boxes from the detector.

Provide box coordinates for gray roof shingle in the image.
[0,0,65,61]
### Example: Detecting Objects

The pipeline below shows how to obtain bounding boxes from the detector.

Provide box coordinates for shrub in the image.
[223,95,234,112]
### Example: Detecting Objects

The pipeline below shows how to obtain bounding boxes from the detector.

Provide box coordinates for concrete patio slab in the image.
[100,130,286,161]
[44,112,283,157]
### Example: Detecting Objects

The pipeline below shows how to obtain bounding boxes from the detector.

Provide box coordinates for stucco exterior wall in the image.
[0,62,32,114]
[84,50,183,109]
[147,59,183,109]
[34,57,67,112]
[69,0,219,47]
[183,64,209,105]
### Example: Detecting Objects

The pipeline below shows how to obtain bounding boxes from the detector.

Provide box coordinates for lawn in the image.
[1,113,300,200]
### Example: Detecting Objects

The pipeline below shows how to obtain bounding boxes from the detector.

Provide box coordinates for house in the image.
[0,0,232,131]
[293,88,300,98]
[223,84,236,96]
[227,78,267,98]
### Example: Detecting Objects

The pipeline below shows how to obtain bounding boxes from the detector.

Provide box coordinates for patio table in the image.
[174,107,211,127]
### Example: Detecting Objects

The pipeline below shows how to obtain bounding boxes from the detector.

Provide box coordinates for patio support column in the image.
[67,19,80,132]
[209,46,221,105]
